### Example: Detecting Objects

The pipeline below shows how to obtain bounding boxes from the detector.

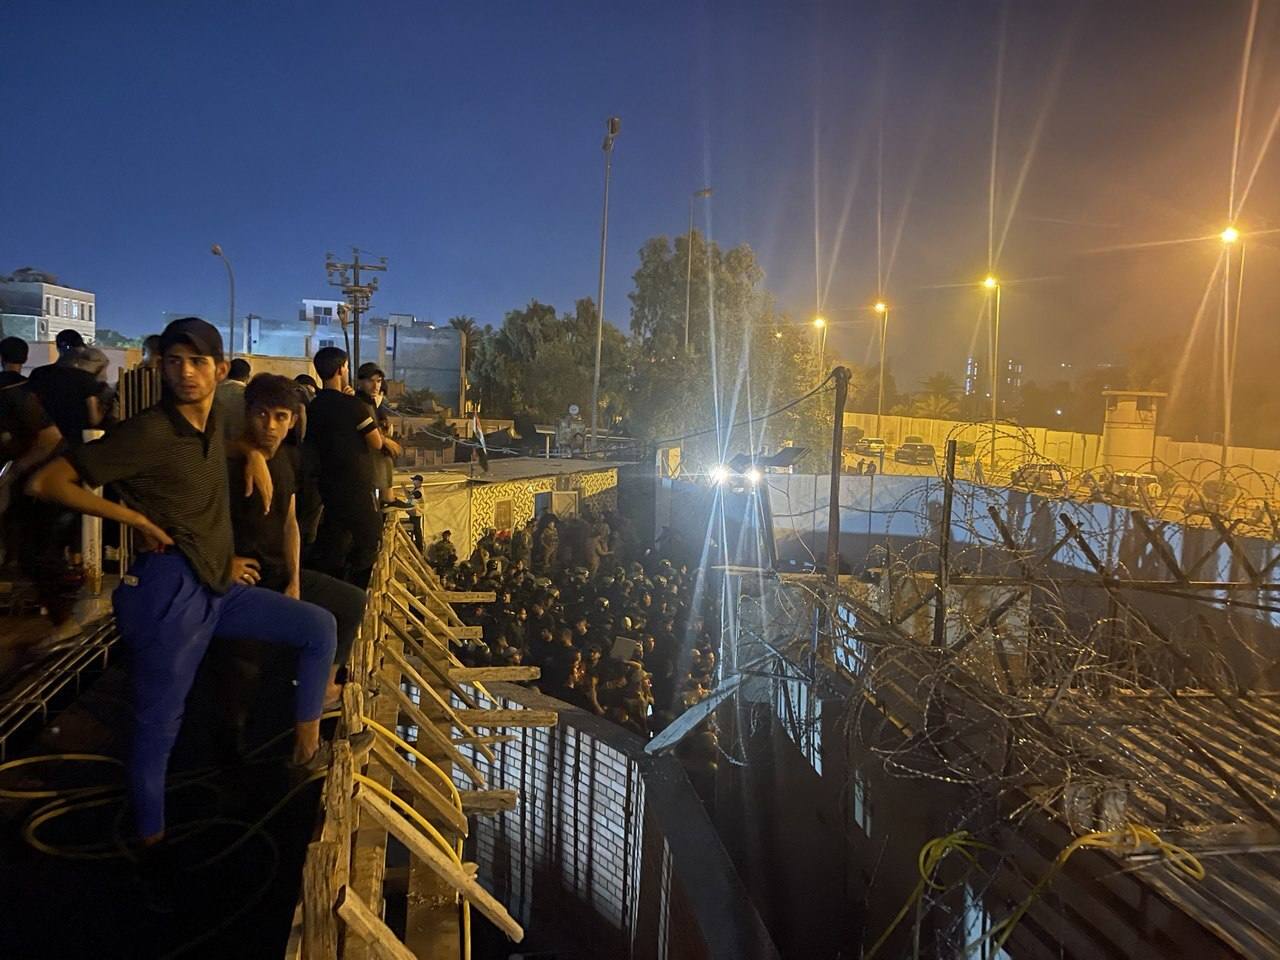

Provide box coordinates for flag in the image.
[472,409,489,472]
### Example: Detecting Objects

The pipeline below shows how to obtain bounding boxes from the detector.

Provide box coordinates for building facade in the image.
[0,275,96,344]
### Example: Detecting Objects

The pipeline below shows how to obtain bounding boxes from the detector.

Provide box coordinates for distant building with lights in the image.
[963,356,980,397]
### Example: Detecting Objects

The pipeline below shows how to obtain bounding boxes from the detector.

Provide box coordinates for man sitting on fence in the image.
[26,318,363,869]
[222,372,367,742]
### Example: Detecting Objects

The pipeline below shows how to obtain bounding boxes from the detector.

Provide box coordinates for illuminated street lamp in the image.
[813,315,828,385]
[210,244,235,359]
[982,276,1002,469]
[873,302,889,438]
[1218,225,1243,471]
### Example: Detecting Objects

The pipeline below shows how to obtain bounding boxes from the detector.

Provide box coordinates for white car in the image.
[853,437,886,456]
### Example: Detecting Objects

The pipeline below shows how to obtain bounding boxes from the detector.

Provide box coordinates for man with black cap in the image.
[27,318,364,861]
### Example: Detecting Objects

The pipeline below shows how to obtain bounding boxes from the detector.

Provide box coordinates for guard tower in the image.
[1100,389,1166,471]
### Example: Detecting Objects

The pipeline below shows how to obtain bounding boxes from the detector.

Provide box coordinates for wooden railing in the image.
[289,518,552,959]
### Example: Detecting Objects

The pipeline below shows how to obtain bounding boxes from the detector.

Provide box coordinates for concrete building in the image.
[0,273,96,344]
[1100,388,1165,471]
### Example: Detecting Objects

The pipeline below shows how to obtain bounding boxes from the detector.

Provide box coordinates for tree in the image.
[911,392,960,419]
[918,371,959,399]
[627,234,829,470]
[94,328,142,348]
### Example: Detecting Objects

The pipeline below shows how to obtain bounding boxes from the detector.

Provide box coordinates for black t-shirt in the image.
[0,371,26,388]
[27,363,102,446]
[302,388,377,507]
[226,445,298,592]
[69,400,233,591]
[0,382,53,467]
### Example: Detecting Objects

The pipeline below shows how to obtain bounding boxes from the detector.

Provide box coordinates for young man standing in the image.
[0,336,29,386]
[226,373,366,709]
[305,346,399,589]
[216,356,251,442]
[27,318,357,851]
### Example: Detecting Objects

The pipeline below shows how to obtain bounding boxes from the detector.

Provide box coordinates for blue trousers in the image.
[112,553,337,838]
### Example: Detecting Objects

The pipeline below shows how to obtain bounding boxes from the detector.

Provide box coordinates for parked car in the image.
[894,442,936,465]
[1107,471,1162,505]
[853,437,887,456]
[1010,461,1067,494]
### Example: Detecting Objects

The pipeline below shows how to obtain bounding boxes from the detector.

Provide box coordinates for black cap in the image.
[357,362,385,379]
[159,317,223,362]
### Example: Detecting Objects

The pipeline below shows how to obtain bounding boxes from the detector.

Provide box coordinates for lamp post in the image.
[983,275,1001,470]
[590,116,621,452]
[813,315,827,386]
[1219,226,1241,472]
[210,244,235,359]
[874,301,889,438]
[684,187,713,355]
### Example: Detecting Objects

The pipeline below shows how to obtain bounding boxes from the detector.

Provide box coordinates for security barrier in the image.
[291,517,550,960]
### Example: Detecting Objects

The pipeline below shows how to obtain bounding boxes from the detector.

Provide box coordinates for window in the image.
[851,768,872,835]
[87,304,94,324]
[493,499,513,532]
[71,301,80,319]
[43,296,50,315]
[533,491,551,517]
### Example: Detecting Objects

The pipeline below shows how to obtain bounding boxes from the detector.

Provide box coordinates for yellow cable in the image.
[353,773,460,867]
[979,823,1204,954]
[360,714,463,812]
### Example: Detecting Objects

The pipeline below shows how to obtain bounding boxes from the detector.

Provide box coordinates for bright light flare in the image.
[1221,226,1240,244]
[813,316,826,328]
[746,467,763,485]
[873,301,888,314]
[983,275,999,290]
[710,465,730,485]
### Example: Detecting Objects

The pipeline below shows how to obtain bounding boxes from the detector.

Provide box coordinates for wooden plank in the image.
[449,666,541,682]
[441,590,497,603]
[381,674,488,788]
[302,840,340,960]
[383,643,496,763]
[452,734,517,747]
[369,736,469,838]
[459,789,519,814]
[336,886,418,960]
[380,610,480,710]
[455,708,558,728]
[320,741,354,891]
[358,790,525,942]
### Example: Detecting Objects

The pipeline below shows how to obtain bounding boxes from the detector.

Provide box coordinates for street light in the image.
[1219,225,1243,471]
[210,244,235,358]
[590,116,621,452]
[813,315,828,385]
[684,187,713,354]
[873,301,889,439]
[982,276,1002,470]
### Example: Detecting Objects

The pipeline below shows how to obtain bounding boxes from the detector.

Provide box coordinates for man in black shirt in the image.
[28,318,356,850]
[26,344,107,447]
[0,336,29,387]
[0,369,62,577]
[226,374,366,707]
[304,346,399,589]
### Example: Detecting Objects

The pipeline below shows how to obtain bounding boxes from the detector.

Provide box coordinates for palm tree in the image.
[912,392,960,419]
[918,371,960,399]
[448,316,478,414]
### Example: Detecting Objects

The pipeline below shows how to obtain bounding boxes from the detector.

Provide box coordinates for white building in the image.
[0,271,96,344]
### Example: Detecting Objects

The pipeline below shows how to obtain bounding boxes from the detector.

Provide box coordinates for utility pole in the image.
[590,116,621,452]
[826,366,851,584]
[325,247,387,370]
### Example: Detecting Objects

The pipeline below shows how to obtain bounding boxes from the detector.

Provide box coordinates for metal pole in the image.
[826,366,851,584]
[990,283,1001,470]
[932,438,958,646]
[876,308,888,438]
[351,250,362,371]
[684,196,694,355]
[1221,243,1233,471]
[591,118,619,452]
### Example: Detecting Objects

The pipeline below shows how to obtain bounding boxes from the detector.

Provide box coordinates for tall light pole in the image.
[590,116,621,452]
[210,244,235,358]
[983,275,1001,470]
[874,301,889,438]
[813,315,828,386]
[1220,226,1241,472]
[684,187,713,354]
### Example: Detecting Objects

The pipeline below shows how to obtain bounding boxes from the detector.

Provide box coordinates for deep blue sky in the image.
[3,1,1278,393]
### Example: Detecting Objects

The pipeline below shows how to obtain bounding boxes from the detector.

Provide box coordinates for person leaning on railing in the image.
[26,318,366,909]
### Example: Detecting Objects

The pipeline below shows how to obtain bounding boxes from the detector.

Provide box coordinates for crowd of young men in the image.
[427,517,721,739]
[0,320,415,903]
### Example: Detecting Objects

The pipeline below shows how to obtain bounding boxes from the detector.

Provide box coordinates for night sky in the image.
[2,1,1277,407]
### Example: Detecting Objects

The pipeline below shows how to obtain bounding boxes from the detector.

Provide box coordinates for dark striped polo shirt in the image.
[69,399,234,592]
